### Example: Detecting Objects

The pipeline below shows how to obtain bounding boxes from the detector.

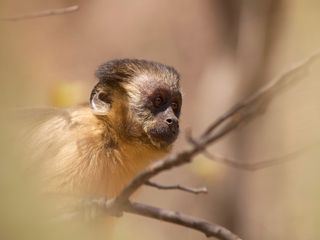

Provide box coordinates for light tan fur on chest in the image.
[26,107,167,198]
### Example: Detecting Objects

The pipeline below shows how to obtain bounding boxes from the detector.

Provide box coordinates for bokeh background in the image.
[1,0,320,239]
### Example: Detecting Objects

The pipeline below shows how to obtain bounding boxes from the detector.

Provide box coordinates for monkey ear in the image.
[90,91,111,116]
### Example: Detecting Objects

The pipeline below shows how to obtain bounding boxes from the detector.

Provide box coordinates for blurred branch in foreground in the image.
[202,141,319,171]
[0,5,79,21]
[65,49,319,240]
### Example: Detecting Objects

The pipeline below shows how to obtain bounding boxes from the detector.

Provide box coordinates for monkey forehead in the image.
[130,73,180,94]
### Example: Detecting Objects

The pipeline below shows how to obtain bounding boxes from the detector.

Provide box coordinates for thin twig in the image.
[124,201,242,240]
[145,180,208,194]
[114,151,195,205]
[0,5,79,21]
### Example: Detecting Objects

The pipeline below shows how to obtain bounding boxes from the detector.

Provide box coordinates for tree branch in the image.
[114,116,245,205]
[108,48,319,226]
[124,201,242,240]
[88,49,320,240]
[0,5,79,21]
[145,180,208,194]
[202,49,320,138]
[202,142,318,171]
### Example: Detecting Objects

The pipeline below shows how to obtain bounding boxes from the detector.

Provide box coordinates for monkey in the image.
[21,59,182,203]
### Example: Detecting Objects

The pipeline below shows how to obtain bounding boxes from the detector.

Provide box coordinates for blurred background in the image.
[1,0,320,239]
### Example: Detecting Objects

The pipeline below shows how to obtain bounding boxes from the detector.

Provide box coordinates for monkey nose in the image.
[165,118,173,124]
[165,118,179,133]
[165,117,178,125]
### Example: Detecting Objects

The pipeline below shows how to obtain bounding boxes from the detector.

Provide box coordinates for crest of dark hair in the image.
[95,59,180,85]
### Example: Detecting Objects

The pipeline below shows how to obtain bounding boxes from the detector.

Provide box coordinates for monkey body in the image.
[27,106,167,198]
[23,59,181,200]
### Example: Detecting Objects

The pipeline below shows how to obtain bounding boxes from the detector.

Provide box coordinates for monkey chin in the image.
[148,137,174,151]
[146,130,179,150]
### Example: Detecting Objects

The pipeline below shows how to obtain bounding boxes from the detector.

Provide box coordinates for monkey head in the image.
[90,59,182,149]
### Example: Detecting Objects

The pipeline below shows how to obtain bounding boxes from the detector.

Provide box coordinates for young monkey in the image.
[23,59,182,201]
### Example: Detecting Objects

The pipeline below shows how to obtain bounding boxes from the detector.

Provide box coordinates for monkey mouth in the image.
[147,127,178,147]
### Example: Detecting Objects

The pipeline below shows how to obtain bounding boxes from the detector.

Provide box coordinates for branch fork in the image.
[76,50,320,240]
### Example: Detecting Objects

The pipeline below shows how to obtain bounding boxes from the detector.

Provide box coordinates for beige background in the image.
[0,0,320,239]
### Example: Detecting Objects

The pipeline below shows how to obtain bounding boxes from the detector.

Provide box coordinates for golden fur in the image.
[23,105,169,198]
[21,59,180,204]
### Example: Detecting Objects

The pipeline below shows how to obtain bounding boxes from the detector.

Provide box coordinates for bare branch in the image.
[145,180,208,194]
[123,201,242,240]
[115,117,244,205]
[203,141,318,171]
[114,151,195,205]
[60,199,242,240]
[0,5,79,21]
[115,49,320,204]
[76,49,320,240]
[202,49,320,138]
[189,129,320,171]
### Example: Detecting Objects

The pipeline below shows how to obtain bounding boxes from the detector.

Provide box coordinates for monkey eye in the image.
[154,95,165,108]
[171,102,179,111]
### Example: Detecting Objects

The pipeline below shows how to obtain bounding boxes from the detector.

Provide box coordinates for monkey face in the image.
[145,88,181,147]
[91,59,181,149]
[128,74,182,148]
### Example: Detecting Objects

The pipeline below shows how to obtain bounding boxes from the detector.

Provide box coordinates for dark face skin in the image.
[128,74,181,148]
[146,87,182,145]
